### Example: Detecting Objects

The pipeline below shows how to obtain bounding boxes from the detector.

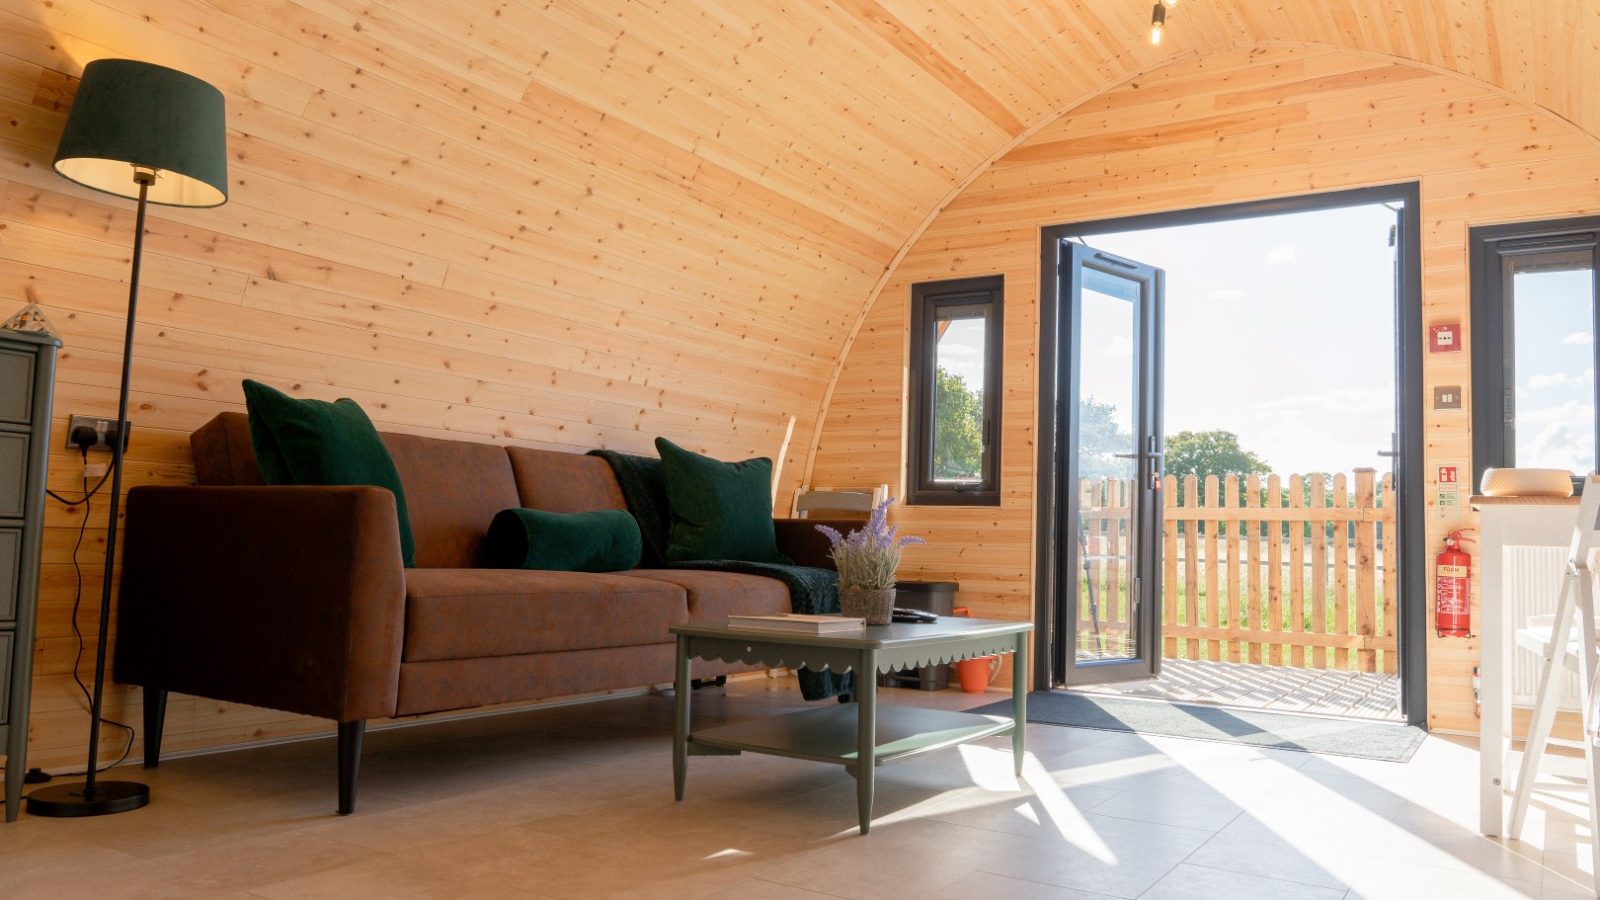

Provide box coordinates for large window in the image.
[907,275,1003,506]
[1471,217,1600,488]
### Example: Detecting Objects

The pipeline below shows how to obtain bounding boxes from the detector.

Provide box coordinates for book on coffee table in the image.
[726,613,866,634]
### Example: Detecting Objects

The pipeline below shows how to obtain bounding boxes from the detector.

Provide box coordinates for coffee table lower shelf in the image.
[688,704,1014,766]
[670,617,1031,834]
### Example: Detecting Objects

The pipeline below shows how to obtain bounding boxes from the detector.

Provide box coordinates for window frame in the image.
[1469,216,1600,492]
[906,274,1004,507]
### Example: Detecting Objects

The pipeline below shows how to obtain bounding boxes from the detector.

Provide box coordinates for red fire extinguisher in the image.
[1436,530,1472,637]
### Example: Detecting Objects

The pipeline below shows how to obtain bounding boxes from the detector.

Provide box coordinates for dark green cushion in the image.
[241,379,416,567]
[655,437,786,564]
[484,508,642,572]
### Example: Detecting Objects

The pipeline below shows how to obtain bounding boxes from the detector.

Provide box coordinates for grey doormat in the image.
[973,691,1426,762]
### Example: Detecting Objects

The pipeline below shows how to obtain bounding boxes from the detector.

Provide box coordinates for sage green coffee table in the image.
[671,618,1031,834]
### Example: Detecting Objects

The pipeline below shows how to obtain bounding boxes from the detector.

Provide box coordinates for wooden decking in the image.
[1074,657,1402,721]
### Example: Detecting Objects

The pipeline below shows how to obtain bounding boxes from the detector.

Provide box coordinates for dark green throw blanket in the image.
[590,449,852,701]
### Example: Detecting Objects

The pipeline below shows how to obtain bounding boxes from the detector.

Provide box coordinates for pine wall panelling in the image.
[0,0,937,767]
[810,45,1600,733]
[0,0,1594,767]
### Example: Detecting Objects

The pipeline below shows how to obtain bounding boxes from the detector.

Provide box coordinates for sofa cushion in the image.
[620,569,789,624]
[241,380,416,567]
[506,446,629,513]
[484,508,642,572]
[189,411,522,569]
[396,645,678,717]
[655,437,785,564]
[586,450,673,567]
[191,412,265,486]
[382,432,521,569]
[402,568,687,662]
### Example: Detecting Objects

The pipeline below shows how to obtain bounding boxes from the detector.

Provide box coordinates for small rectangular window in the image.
[1471,218,1600,489]
[908,275,1003,506]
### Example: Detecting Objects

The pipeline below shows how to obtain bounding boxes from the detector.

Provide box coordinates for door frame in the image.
[1033,183,1427,726]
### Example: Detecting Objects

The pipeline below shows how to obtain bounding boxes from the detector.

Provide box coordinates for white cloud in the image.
[1253,384,1393,415]
[1528,372,1572,388]
[1517,399,1593,426]
[1265,243,1300,265]
[1204,288,1247,301]
[1565,331,1594,346]
[1103,336,1133,357]
[1516,404,1593,472]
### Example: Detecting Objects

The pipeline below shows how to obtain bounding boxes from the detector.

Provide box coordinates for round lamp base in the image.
[25,780,149,817]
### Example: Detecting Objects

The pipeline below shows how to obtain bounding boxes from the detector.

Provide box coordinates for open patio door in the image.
[1056,243,1165,685]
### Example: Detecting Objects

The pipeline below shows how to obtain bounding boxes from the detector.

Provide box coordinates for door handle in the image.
[1114,448,1166,489]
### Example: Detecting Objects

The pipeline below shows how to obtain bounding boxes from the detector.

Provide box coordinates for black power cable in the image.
[24,444,136,778]
[46,426,113,507]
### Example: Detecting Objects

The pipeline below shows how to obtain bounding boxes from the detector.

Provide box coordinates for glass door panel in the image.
[1061,243,1164,685]
[1076,273,1140,663]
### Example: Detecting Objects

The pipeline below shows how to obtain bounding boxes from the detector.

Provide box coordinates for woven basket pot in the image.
[840,586,895,626]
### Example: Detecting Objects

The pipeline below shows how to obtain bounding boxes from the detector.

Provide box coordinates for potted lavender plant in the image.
[815,497,924,625]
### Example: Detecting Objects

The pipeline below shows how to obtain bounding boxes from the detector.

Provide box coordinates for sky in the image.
[936,317,986,389]
[1511,267,1595,472]
[1073,203,1401,476]
[931,200,1597,478]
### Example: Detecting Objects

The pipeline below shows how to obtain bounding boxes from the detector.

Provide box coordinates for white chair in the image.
[1509,474,1600,895]
[793,484,889,519]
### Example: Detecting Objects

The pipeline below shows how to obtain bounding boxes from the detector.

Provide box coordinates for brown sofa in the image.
[114,412,841,813]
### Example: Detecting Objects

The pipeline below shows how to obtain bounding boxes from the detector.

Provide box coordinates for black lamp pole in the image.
[26,59,227,818]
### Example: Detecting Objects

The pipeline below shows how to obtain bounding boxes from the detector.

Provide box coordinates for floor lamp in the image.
[25,59,228,817]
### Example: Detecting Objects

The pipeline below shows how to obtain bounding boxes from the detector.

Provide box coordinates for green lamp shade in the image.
[53,58,228,208]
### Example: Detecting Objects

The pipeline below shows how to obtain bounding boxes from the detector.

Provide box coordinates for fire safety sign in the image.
[1430,322,1461,352]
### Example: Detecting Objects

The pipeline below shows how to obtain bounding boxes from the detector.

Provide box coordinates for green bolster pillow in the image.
[485,508,642,572]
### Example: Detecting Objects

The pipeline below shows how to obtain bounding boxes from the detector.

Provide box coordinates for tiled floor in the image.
[1077,658,1402,720]
[0,676,1592,899]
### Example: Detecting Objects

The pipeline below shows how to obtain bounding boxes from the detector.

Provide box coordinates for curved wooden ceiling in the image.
[10,1,1594,470]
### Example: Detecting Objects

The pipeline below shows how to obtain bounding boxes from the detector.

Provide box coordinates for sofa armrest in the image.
[114,485,407,722]
[773,518,858,570]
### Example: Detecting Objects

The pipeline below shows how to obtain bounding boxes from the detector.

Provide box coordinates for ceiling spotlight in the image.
[1163,0,1179,7]
[1150,2,1166,45]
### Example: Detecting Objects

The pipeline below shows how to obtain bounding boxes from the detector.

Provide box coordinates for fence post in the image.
[1183,474,1200,660]
[1245,474,1262,665]
[1381,471,1398,674]
[1224,474,1241,663]
[1163,474,1178,660]
[1288,474,1305,667]
[1310,474,1328,669]
[1266,474,1284,666]
[1204,475,1221,663]
[1333,473,1350,669]
[1355,468,1378,673]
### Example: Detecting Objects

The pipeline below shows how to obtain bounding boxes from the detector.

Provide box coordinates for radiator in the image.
[1507,545,1593,710]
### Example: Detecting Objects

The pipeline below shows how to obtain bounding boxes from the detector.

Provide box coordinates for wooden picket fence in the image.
[1076,470,1397,673]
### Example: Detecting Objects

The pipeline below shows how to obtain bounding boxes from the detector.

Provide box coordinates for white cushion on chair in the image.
[1479,468,1575,497]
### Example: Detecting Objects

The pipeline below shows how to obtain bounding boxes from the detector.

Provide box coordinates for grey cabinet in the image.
[0,330,59,822]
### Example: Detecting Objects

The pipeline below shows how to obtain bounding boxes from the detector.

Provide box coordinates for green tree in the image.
[1078,397,1133,480]
[1164,430,1271,510]
[932,366,983,480]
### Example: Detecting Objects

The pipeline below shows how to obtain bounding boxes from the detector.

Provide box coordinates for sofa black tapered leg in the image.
[142,687,168,768]
[337,720,365,815]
